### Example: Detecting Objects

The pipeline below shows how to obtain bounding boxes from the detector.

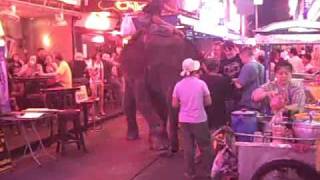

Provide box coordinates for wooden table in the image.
[12,75,56,95]
[41,87,80,109]
[13,76,55,82]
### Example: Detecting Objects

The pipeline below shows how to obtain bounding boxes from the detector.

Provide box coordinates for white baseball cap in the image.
[180,58,201,76]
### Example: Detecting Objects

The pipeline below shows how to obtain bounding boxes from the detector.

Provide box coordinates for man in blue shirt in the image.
[233,47,265,110]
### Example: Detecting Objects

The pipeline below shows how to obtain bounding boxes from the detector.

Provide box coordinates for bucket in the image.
[231,110,257,142]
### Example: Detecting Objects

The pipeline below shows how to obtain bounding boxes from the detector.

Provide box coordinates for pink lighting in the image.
[85,12,111,31]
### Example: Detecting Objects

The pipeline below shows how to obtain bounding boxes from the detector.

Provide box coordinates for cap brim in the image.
[193,61,200,71]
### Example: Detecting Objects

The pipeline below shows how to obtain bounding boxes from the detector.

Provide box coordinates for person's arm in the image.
[152,15,175,29]
[204,95,212,106]
[53,63,58,71]
[252,82,278,102]
[172,97,179,108]
[16,65,27,77]
[163,3,179,14]
[43,62,64,77]
[172,84,180,108]
[233,78,242,89]
[235,65,256,89]
[287,85,306,112]
[37,64,44,75]
[252,87,269,102]
[203,82,212,106]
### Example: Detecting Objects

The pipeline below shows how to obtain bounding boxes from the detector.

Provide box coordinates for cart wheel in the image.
[251,159,320,180]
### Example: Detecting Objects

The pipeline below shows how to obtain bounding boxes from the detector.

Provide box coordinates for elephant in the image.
[120,31,201,151]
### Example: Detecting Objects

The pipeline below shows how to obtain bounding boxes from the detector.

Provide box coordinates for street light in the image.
[254,0,263,29]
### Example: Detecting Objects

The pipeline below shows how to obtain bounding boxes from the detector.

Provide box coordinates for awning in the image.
[254,20,320,44]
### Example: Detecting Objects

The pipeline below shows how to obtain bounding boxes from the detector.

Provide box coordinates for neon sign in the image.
[115,1,147,12]
[98,1,147,12]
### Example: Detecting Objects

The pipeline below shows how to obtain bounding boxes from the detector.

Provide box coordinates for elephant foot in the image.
[148,135,169,151]
[158,149,178,158]
[127,131,139,141]
[170,144,179,153]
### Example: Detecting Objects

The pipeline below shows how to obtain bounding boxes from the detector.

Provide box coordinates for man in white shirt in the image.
[172,58,213,179]
[301,53,314,73]
[288,47,304,73]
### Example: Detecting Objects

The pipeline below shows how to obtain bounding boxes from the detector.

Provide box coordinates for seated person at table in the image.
[44,54,58,73]
[252,61,306,113]
[7,53,24,77]
[7,54,25,99]
[44,53,72,88]
[16,55,43,77]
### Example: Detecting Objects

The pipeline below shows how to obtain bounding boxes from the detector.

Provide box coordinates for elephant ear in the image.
[120,35,147,78]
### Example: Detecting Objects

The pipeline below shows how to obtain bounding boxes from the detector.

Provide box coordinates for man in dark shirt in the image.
[219,41,243,113]
[102,53,113,82]
[219,41,242,79]
[201,59,232,130]
[36,48,47,70]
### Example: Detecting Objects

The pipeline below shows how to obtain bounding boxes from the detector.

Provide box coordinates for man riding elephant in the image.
[134,0,184,40]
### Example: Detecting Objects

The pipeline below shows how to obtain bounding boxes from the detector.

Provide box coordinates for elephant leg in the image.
[168,105,179,152]
[133,79,169,150]
[123,80,139,140]
[151,94,169,144]
[166,88,179,153]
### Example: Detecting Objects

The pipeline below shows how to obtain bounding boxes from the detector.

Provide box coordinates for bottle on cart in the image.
[271,111,286,144]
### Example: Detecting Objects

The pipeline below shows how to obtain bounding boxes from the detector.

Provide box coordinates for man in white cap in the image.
[172,58,213,179]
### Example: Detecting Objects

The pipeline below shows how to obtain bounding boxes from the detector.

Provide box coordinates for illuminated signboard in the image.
[98,1,147,12]
[83,0,148,12]
[114,1,147,12]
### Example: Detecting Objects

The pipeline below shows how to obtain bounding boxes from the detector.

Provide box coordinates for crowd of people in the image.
[6,47,123,114]
[172,40,319,178]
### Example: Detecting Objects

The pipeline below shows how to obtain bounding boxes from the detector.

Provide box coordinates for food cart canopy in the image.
[254,20,320,45]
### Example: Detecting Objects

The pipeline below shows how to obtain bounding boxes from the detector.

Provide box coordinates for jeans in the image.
[180,121,213,176]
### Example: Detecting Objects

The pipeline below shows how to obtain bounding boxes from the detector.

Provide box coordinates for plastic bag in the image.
[211,147,237,178]
[120,15,136,36]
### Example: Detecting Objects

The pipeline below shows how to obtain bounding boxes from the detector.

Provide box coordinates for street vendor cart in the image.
[212,20,320,180]
[243,20,320,180]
